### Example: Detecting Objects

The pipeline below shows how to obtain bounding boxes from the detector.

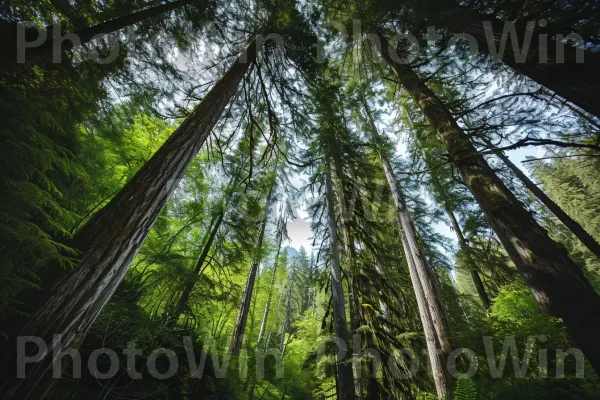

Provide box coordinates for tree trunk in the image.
[380,154,453,355]
[167,209,225,327]
[229,181,275,355]
[325,163,356,400]
[279,263,294,352]
[429,0,600,117]
[445,206,491,310]
[18,0,192,65]
[364,98,453,357]
[1,39,259,400]
[375,35,600,375]
[496,151,600,260]
[257,224,284,346]
[400,231,449,399]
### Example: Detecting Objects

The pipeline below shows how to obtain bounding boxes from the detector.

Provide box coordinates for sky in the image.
[282,114,546,261]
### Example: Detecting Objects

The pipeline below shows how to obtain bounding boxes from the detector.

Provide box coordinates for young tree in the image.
[229,175,276,355]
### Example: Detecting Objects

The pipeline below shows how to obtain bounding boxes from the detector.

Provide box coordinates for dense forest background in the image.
[1,0,600,399]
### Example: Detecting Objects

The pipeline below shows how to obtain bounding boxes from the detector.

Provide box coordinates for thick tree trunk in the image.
[400,231,449,399]
[429,0,600,117]
[167,209,225,327]
[1,39,258,400]
[325,163,356,400]
[16,0,192,65]
[496,151,600,260]
[257,228,284,346]
[229,182,275,355]
[375,35,600,375]
[446,208,491,310]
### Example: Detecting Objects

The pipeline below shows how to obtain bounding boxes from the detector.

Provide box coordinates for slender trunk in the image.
[325,163,356,400]
[363,97,453,357]
[279,265,293,352]
[401,231,449,398]
[1,39,259,400]
[380,154,452,355]
[446,208,491,311]
[375,35,600,375]
[167,209,225,327]
[333,165,361,334]
[497,151,600,260]
[257,227,284,346]
[229,182,275,355]
[18,0,193,65]
[429,0,600,117]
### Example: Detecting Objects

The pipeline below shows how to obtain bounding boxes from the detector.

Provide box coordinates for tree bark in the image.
[400,230,449,399]
[17,0,192,65]
[380,154,453,355]
[362,98,453,357]
[229,181,275,355]
[428,0,600,117]
[167,208,225,327]
[375,34,600,375]
[1,39,259,400]
[325,163,356,400]
[496,150,600,260]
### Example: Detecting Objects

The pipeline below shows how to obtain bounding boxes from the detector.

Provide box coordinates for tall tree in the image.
[415,0,600,117]
[229,176,276,355]
[166,206,225,327]
[494,150,600,260]
[372,33,600,375]
[257,217,285,346]
[3,0,196,66]
[2,37,261,400]
[363,98,453,356]
[325,163,356,400]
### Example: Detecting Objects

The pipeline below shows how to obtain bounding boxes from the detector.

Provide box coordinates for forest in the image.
[1,0,600,399]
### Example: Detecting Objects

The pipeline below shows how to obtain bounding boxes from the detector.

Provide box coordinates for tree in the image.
[325,163,356,400]
[494,150,600,260]
[2,0,202,66]
[371,32,600,375]
[229,173,277,355]
[2,36,262,400]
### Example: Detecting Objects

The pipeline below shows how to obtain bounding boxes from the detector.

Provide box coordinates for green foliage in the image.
[453,375,477,400]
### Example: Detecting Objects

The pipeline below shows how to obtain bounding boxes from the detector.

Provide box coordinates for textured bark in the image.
[16,0,193,65]
[375,35,600,375]
[497,151,600,260]
[380,155,452,354]
[1,39,258,400]
[257,225,284,346]
[446,207,491,311]
[400,231,449,399]
[430,0,600,117]
[364,99,453,360]
[167,209,225,327]
[325,163,356,400]
[229,182,275,355]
